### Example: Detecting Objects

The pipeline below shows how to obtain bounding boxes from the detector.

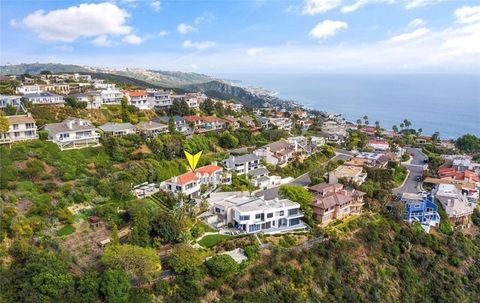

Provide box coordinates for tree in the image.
[121,96,130,123]
[205,254,239,278]
[403,119,411,129]
[417,128,423,135]
[130,206,150,247]
[279,184,314,225]
[170,99,190,116]
[363,115,368,122]
[111,223,119,245]
[0,112,9,133]
[456,134,480,153]
[392,125,399,133]
[200,98,215,115]
[356,119,362,128]
[151,212,183,243]
[101,245,161,281]
[64,96,78,108]
[431,131,440,144]
[101,269,131,303]
[219,131,239,148]
[168,115,175,133]
[168,244,203,274]
[77,271,100,303]
[400,122,405,130]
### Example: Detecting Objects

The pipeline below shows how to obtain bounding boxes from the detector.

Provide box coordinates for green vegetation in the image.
[279,184,315,226]
[57,224,76,236]
[456,134,480,154]
[198,234,233,248]
[205,254,239,277]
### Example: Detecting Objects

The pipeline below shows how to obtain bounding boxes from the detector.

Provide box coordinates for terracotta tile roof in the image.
[184,115,204,122]
[196,164,222,175]
[123,90,147,97]
[167,171,197,185]
[203,116,224,123]
[438,167,479,182]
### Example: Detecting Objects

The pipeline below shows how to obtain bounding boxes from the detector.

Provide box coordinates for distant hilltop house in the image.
[399,193,440,233]
[345,152,392,168]
[16,84,42,94]
[268,117,292,131]
[205,192,306,233]
[222,153,280,189]
[0,113,38,145]
[23,92,65,106]
[435,183,477,229]
[287,136,326,157]
[44,117,100,150]
[254,140,296,167]
[328,165,368,185]
[161,164,231,199]
[98,122,136,136]
[223,116,240,130]
[309,183,365,227]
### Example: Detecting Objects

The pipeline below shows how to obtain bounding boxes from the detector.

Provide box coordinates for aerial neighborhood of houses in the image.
[1,71,479,242]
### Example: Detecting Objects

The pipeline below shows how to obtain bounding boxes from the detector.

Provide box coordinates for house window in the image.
[239,215,250,221]
[279,211,284,216]
[255,213,262,219]
[288,209,299,216]
[214,207,221,213]
[12,124,19,130]
[267,213,273,218]
[290,218,300,226]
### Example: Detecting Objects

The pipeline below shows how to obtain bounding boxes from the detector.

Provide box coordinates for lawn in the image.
[57,224,76,237]
[197,234,233,248]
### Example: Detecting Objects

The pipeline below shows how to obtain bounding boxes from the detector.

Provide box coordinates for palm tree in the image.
[417,128,423,135]
[392,125,399,133]
[403,119,411,129]
[400,122,405,130]
[88,94,95,119]
[363,115,368,121]
[356,119,362,128]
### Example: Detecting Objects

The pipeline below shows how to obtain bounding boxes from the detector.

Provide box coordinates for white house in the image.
[135,121,169,137]
[435,183,477,229]
[207,192,306,233]
[23,92,64,106]
[99,88,124,105]
[44,118,100,150]
[16,84,41,94]
[368,139,390,151]
[155,116,193,136]
[0,114,38,144]
[123,90,149,109]
[98,122,136,136]
[222,154,263,176]
[162,164,231,198]
[328,165,368,185]
[254,140,296,166]
[0,95,23,109]
[147,90,172,108]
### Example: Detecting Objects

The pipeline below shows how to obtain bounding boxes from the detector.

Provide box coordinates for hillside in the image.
[0,63,271,108]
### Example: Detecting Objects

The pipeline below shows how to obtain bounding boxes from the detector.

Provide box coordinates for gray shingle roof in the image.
[98,122,135,132]
[249,167,269,177]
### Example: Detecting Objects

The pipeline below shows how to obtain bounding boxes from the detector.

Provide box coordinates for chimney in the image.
[172,176,177,183]
[212,161,217,166]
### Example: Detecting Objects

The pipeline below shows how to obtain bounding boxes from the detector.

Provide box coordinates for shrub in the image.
[38,130,49,140]
[205,254,239,278]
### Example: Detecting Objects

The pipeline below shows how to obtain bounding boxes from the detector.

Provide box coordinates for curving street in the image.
[393,147,428,195]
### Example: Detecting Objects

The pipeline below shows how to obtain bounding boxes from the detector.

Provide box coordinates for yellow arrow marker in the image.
[184,150,203,171]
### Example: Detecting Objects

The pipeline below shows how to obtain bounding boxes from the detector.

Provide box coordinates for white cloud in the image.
[454,5,480,24]
[440,6,480,56]
[246,48,264,56]
[183,40,216,50]
[92,35,112,47]
[21,3,132,42]
[387,27,430,43]
[408,18,426,28]
[405,0,444,10]
[194,12,215,25]
[150,1,161,12]
[158,30,169,37]
[177,23,197,34]
[341,0,392,13]
[309,20,348,39]
[122,34,143,44]
[302,0,342,15]
[9,19,19,27]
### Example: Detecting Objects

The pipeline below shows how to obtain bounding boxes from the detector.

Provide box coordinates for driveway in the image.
[255,151,353,200]
[393,147,427,195]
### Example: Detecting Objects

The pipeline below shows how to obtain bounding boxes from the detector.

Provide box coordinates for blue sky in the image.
[1,0,479,73]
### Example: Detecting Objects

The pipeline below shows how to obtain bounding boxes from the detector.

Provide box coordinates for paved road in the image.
[255,150,353,200]
[393,147,428,195]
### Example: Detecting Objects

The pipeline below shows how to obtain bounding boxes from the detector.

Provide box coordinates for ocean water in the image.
[218,74,480,139]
